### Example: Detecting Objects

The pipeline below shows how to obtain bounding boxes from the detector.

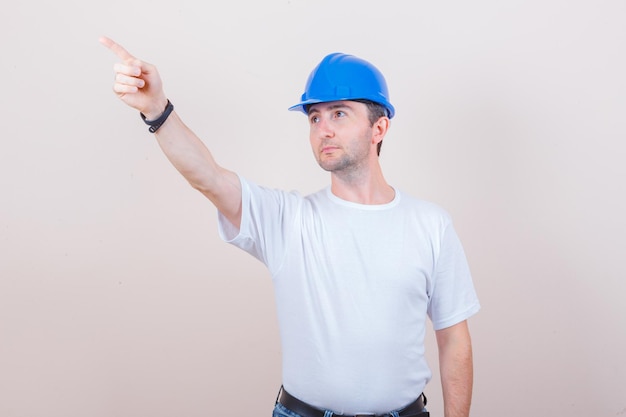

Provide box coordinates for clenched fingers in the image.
[113,62,142,77]
[113,75,145,94]
[111,62,145,93]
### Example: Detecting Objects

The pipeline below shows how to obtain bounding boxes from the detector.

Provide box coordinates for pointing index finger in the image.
[99,36,135,62]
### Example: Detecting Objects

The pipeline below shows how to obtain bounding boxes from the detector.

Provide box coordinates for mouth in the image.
[321,145,340,154]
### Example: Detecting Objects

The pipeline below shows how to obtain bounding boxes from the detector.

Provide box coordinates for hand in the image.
[99,36,168,119]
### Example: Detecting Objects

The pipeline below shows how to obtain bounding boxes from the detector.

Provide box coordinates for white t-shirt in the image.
[218,176,480,415]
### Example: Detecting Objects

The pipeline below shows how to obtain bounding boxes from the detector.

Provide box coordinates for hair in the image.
[352,100,389,156]
[305,99,389,156]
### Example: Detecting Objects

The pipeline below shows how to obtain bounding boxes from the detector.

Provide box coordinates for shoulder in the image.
[240,176,304,201]
[239,176,329,214]
[396,189,452,224]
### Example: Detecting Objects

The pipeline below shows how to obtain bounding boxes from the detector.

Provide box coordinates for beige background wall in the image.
[1,1,625,416]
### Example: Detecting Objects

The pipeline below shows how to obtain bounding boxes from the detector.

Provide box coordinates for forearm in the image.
[152,110,242,224]
[436,321,474,417]
[153,110,223,191]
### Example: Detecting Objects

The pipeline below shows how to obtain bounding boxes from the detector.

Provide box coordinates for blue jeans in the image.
[272,402,407,417]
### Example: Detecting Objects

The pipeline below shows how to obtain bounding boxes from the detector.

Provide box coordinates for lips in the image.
[321,145,340,153]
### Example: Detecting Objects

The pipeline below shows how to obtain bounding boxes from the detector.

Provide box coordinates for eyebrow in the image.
[308,102,354,114]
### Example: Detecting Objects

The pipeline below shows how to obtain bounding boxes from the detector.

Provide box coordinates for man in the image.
[101,36,480,417]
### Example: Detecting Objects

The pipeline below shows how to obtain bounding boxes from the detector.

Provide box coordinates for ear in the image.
[372,117,390,146]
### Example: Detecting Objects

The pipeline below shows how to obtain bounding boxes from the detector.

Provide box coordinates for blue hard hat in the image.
[289,52,395,118]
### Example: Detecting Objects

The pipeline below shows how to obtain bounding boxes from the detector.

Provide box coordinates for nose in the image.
[315,117,334,138]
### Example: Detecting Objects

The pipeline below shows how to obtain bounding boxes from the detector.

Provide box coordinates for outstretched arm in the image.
[436,320,474,417]
[100,36,242,228]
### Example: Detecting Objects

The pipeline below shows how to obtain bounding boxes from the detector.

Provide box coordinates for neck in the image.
[329,163,394,205]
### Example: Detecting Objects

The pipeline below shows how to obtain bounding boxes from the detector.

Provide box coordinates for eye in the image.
[309,114,320,124]
[334,110,346,118]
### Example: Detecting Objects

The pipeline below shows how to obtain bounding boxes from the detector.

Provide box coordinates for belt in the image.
[277,388,428,417]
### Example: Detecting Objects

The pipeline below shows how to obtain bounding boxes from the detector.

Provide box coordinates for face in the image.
[307,100,379,174]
